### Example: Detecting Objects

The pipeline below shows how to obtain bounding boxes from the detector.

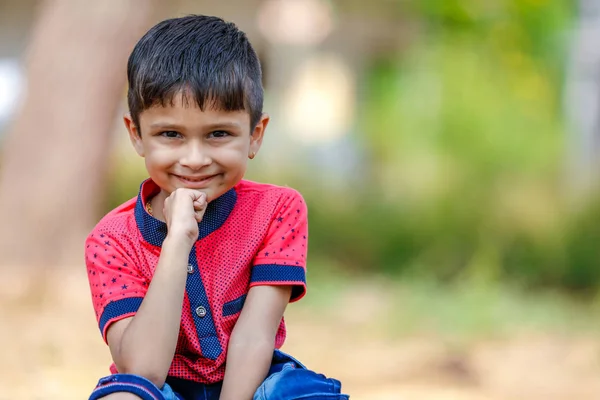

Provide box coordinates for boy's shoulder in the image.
[87,196,138,239]
[236,179,304,201]
[234,180,308,225]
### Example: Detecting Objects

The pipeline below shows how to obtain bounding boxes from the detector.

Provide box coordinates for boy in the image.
[84,14,348,400]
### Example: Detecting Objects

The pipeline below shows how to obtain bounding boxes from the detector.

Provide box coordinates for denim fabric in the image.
[88,374,178,400]
[89,350,348,400]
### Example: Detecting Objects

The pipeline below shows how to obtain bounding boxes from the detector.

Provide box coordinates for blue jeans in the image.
[89,350,349,400]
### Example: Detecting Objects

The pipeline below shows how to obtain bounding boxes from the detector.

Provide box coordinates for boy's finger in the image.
[185,189,206,201]
[193,201,206,210]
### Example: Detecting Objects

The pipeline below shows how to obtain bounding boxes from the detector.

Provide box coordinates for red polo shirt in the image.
[85,179,308,383]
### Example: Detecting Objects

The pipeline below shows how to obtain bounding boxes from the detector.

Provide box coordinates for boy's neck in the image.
[148,190,168,222]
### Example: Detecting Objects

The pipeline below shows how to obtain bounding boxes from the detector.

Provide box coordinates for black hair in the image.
[127,15,263,133]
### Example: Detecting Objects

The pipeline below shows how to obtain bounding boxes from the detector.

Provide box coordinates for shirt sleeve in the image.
[250,189,308,302]
[85,230,149,343]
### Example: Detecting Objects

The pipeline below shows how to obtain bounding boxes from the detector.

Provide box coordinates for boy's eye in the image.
[209,131,230,138]
[160,131,181,138]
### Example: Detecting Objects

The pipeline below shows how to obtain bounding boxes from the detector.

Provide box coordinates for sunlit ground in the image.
[2,266,600,400]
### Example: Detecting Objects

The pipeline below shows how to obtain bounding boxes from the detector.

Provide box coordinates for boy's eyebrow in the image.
[149,122,185,130]
[149,121,242,130]
[203,121,242,130]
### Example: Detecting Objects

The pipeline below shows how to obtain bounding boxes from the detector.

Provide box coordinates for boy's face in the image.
[125,92,267,202]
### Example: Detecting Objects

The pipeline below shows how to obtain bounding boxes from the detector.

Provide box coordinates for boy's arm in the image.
[106,236,190,387]
[104,188,207,388]
[219,188,308,399]
[219,284,292,400]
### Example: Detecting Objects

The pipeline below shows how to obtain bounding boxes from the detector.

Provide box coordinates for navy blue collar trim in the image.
[134,180,237,247]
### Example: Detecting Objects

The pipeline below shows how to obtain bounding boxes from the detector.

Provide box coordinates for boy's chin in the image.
[173,185,224,203]
[202,187,228,203]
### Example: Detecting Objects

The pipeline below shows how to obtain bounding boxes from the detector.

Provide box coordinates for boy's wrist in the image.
[163,233,195,253]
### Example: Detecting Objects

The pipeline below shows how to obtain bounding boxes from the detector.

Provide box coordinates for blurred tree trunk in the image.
[565,0,600,199]
[0,0,161,293]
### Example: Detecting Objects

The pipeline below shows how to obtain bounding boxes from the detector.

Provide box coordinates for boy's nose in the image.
[180,145,211,170]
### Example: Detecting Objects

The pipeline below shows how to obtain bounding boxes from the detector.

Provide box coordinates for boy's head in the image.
[123,15,268,203]
[127,14,264,131]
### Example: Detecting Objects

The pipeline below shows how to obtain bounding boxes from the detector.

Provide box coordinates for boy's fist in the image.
[163,188,207,245]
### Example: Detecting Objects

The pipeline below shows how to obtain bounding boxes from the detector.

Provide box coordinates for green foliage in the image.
[307,0,593,293]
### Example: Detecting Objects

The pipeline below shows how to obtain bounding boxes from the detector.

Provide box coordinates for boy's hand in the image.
[163,188,207,245]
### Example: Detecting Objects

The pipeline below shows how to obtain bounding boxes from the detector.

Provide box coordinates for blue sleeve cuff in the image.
[99,297,144,338]
[250,264,306,301]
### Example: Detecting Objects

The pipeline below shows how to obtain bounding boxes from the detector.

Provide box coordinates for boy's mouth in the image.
[172,174,218,187]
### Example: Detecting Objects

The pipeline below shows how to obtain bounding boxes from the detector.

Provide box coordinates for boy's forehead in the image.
[141,95,251,128]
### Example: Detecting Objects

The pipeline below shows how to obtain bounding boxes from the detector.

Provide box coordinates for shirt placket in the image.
[185,246,222,360]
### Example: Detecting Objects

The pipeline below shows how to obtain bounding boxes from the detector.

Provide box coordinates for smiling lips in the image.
[173,174,218,188]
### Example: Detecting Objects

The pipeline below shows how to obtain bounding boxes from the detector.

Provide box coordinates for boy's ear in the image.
[249,113,269,159]
[124,113,145,157]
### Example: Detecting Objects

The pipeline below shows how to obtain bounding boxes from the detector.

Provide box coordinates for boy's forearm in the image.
[219,339,274,400]
[115,236,190,387]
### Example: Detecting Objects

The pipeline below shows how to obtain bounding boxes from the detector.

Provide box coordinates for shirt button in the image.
[187,264,194,274]
[195,306,207,318]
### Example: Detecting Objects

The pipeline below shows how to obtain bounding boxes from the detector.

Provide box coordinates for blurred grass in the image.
[302,261,600,343]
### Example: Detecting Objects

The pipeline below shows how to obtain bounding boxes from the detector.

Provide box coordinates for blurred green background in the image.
[103,0,600,295]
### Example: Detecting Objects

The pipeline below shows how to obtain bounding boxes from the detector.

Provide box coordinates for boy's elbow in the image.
[111,336,169,388]
[116,360,167,388]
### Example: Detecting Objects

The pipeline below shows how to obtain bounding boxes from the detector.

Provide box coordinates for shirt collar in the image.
[134,179,237,247]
